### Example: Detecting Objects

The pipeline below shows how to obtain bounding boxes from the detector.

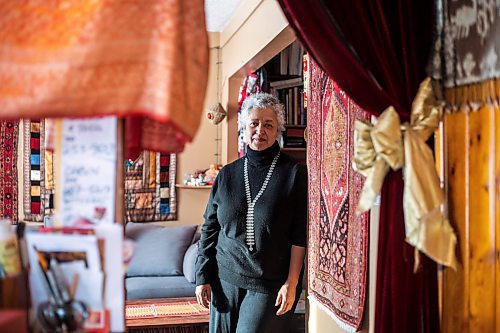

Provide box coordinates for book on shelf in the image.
[283,140,306,148]
[277,40,304,76]
[269,77,303,90]
[283,126,306,148]
[270,86,306,126]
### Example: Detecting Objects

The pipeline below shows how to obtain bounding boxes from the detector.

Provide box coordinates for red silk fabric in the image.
[0,1,209,157]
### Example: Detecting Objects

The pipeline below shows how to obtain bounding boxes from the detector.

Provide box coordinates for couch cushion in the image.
[126,223,197,277]
[183,241,199,283]
[126,276,196,299]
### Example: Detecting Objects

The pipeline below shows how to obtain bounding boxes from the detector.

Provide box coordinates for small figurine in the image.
[203,164,221,185]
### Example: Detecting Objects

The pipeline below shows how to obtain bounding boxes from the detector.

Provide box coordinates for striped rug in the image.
[126,301,208,320]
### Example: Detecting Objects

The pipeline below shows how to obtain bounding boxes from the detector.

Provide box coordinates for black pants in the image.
[209,279,295,333]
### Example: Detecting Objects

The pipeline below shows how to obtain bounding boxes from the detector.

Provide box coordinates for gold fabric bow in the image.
[353,78,457,269]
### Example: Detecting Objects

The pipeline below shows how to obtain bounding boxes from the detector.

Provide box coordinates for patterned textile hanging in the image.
[0,0,209,156]
[124,152,177,222]
[0,120,19,224]
[428,0,499,88]
[307,57,370,332]
[22,119,55,223]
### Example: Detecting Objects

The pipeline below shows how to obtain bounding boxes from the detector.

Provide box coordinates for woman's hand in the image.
[195,284,212,308]
[275,281,296,315]
[276,245,305,315]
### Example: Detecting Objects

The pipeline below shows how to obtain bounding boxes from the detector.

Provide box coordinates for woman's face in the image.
[244,107,278,151]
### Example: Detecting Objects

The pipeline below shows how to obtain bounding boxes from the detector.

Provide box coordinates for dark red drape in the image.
[278,1,439,332]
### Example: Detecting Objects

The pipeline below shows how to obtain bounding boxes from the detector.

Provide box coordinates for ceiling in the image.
[204,0,244,32]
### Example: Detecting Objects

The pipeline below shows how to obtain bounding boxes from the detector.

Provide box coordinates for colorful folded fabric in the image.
[0,0,209,155]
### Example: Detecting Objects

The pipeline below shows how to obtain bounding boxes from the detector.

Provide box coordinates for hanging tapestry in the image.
[307,58,370,332]
[0,120,19,224]
[125,152,177,222]
[428,0,500,87]
[23,119,55,223]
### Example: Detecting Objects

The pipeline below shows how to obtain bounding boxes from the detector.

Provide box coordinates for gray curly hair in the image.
[239,93,286,140]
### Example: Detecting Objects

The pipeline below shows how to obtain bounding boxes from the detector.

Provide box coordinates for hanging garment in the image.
[0,0,209,156]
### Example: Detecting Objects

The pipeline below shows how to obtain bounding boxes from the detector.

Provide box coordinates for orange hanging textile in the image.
[0,0,209,156]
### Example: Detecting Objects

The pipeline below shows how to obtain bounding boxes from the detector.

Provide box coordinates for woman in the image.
[195,93,307,333]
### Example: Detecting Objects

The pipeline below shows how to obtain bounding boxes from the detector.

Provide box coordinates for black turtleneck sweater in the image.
[195,141,307,293]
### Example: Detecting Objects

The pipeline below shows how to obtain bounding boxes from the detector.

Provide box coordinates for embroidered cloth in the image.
[0,0,208,155]
[125,152,177,222]
[307,58,369,331]
[0,120,19,224]
[429,0,500,87]
[22,120,55,223]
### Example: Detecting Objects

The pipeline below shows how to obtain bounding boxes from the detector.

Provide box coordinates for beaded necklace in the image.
[243,152,280,251]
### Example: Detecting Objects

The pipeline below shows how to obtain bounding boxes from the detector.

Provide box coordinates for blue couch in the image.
[125,222,200,300]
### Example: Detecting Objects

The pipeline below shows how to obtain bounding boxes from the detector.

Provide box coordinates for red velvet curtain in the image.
[277,1,439,332]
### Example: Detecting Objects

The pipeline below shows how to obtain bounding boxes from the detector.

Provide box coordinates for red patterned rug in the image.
[307,58,369,331]
[0,120,19,224]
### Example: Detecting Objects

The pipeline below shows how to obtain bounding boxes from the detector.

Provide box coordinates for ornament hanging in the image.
[206,103,227,125]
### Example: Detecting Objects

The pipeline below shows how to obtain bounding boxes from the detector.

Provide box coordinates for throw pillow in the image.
[126,223,197,277]
[183,241,199,283]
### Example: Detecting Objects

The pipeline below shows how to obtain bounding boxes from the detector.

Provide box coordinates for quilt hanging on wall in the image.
[125,151,177,222]
[307,58,370,332]
[23,119,55,223]
[0,120,19,224]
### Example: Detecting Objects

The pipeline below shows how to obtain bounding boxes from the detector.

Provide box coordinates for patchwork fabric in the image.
[23,119,55,222]
[307,58,370,331]
[125,152,177,222]
[0,120,19,224]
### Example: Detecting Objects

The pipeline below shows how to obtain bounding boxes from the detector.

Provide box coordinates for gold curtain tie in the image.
[353,78,458,269]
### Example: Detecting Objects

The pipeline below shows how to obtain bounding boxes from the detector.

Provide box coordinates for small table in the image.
[126,297,209,333]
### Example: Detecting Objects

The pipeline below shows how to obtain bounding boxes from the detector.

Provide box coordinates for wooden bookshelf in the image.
[262,40,307,163]
[281,147,306,165]
[282,147,306,152]
[269,82,305,126]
